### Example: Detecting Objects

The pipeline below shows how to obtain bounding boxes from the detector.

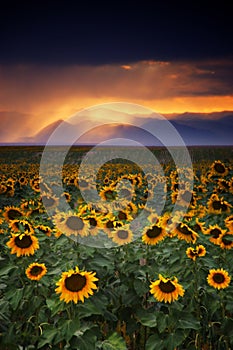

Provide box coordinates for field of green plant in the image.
[0,146,233,350]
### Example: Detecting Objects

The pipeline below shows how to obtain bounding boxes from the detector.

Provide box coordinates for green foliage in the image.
[0,147,233,349]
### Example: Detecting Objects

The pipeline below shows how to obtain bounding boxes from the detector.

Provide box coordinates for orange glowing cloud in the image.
[0,59,232,142]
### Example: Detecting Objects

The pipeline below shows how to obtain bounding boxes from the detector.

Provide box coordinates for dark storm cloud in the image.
[0,1,232,65]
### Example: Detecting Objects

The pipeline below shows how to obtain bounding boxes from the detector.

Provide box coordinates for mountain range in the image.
[16,110,233,146]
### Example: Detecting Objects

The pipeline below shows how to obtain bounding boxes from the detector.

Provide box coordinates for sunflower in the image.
[192,218,205,234]
[103,215,122,235]
[53,212,89,237]
[116,209,133,222]
[207,194,231,214]
[35,225,53,237]
[41,193,59,211]
[217,233,233,250]
[204,224,226,245]
[174,189,197,208]
[111,225,133,245]
[99,184,118,202]
[9,219,34,234]
[210,160,228,177]
[61,191,72,203]
[186,245,206,261]
[30,177,40,192]
[172,222,198,243]
[6,233,39,257]
[18,176,28,186]
[207,268,231,289]
[125,202,138,217]
[142,221,166,245]
[229,178,233,195]
[3,206,25,222]
[217,179,230,192]
[150,274,185,303]
[225,215,233,232]
[85,214,103,236]
[55,266,98,303]
[147,212,160,225]
[26,262,47,281]
[0,183,7,194]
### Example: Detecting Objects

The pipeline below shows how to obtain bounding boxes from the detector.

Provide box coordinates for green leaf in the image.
[102,332,127,350]
[38,327,58,348]
[71,325,99,350]
[61,318,80,342]
[157,313,169,333]
[177,319,200,330]
[46,297,65,316]
[0,265,17,276]
[146,334,163,350]
[135,309,157,327]
[164,329,186,350]
[78,297,105,319]
[133,279,148,296]
[222,317,233,338]
[9,288,24,310]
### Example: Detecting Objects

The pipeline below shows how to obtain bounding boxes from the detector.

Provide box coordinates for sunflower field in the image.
[0,145,233,350]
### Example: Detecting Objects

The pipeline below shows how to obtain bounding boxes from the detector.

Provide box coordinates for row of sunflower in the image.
[0,149,233,349]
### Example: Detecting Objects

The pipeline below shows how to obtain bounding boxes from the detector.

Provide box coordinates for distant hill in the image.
[16,111,233,146]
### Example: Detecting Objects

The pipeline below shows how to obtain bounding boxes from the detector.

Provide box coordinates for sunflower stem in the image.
[192,260,202,350]
[218,289,226,320]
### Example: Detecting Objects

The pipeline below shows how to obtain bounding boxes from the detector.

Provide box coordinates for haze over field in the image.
[12,110,233,146]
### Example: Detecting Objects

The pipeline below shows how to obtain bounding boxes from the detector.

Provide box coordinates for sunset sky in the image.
[0,1,232,143]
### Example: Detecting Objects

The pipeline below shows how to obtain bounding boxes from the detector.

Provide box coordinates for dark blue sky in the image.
[1,0,232,65]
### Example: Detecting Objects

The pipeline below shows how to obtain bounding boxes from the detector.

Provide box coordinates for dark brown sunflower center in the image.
[104,190,116,200]
[213,273,225,284]
[89,217,97,227]
[220,203,228,212]
[212,201,222,210]
[106,220,114,229]
[146,225,162,238]
[214,163,225,174]
[178,224,192,235]
[66,216,84,230]
[65,273,86,292]
[220,181,229,189]
[197,247,204,255]
[30,266,43,276]
[189,249,197,257]
[118,211,127,220]
[159,280,176,293]
[64,193,70,200]
[193,223,201,232]
[15,235,33,248]
[42,196,56,207]
[117,230,129,239]
[222,236,232,246]
[7,209,22,220]
[38,226,50,234]
[210,228,221,238]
